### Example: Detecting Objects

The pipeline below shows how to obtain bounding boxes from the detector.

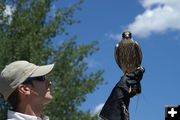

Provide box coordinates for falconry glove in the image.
[100,67,145,120]
[124,66,145,97]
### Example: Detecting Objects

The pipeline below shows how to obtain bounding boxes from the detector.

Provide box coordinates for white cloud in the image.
[92,103,104,115]
[140,0,180,8]
[108,33,122,41]
[4,5,15,16]
[127,0,180,38]
[3,5,16,24]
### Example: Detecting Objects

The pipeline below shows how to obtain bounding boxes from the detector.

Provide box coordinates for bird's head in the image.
[122,31,132,39]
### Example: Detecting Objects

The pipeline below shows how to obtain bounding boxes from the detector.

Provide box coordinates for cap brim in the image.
[30,64,54,77]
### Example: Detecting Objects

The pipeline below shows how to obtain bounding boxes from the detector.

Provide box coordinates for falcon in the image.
[115,31,142,74]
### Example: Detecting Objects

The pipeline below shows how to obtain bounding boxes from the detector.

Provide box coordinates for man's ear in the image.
[17,84,31,95]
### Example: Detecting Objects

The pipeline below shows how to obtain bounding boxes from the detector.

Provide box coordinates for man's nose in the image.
[46,79,52,86]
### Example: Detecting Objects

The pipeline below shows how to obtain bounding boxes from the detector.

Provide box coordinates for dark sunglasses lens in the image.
[24,76,45,83]
[35,76,46,81]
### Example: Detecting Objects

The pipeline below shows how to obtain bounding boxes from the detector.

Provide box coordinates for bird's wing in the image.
[114,43,122,69]
[134,41,142,66]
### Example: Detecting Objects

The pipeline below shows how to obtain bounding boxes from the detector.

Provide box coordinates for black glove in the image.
[126,66,145,81]
[100,67,145,120]
[100,79,130,120]
[117,66,145,98]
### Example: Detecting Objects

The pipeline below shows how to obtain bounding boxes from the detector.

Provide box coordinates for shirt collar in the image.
[7,110,49,120]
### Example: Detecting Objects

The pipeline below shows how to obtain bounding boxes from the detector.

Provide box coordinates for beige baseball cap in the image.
[0,60,54,100]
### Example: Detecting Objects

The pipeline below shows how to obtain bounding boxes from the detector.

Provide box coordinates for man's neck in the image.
[16,102,43,117]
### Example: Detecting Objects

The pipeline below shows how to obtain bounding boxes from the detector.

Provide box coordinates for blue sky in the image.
[5,0,180,120]
[58,0,180,120]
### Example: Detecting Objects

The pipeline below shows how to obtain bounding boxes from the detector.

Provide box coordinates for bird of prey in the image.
[115,31,142,74]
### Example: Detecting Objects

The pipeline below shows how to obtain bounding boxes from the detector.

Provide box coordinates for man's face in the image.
[28,77,53,104]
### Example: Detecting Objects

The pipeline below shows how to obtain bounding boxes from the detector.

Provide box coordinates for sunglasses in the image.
[23,76,46,84]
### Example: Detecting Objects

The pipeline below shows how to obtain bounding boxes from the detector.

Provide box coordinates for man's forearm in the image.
[99,83,130,120]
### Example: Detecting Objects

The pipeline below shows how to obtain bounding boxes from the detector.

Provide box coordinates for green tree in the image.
[0,0,103,119]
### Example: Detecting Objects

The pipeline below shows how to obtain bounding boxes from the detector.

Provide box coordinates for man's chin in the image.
[43,95,53,104]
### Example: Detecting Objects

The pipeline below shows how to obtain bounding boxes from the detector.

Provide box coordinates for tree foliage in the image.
[0,0,103,119]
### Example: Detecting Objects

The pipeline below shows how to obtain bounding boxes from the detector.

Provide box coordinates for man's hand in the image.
[117,66,145,98]
[126,66,145,81]
[99,66,145,120]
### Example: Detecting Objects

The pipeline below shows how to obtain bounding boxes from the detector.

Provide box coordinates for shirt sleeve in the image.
[99,78,130,120]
